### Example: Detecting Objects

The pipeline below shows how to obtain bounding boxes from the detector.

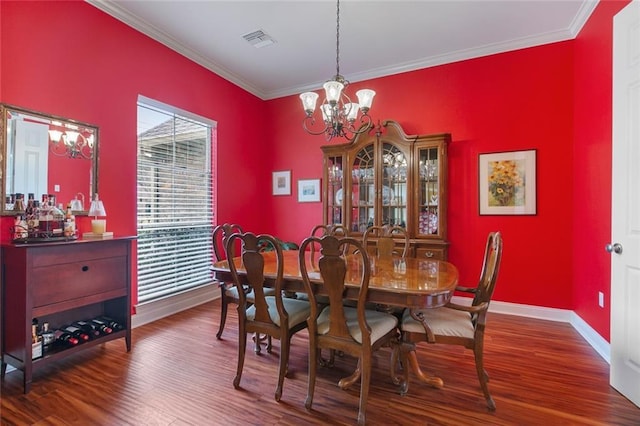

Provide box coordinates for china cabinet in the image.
[321,120,450,259]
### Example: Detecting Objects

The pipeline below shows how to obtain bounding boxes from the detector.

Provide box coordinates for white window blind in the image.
[137,102,214,304]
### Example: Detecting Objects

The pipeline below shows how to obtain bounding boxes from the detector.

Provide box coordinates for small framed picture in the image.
[272,170,291,196]
[479,149,537,215]
[298,178,321,203]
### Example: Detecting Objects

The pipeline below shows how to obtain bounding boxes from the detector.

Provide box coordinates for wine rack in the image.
[1,237,134,393]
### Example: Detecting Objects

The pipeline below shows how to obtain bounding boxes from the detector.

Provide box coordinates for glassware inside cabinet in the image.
[351,144,375,232]
[382,143,407,229]
[327,156,343,226]
[418,147,439,236]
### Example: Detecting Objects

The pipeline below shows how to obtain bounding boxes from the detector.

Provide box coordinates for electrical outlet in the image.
[598,291,604,308]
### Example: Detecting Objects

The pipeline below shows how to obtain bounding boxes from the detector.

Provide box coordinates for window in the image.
[137,100,215,304]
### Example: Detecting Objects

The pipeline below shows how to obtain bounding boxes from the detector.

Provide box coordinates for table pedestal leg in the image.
[407,349,443,389]
[338,359,361,390]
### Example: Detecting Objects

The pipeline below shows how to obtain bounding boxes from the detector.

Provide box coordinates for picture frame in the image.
[272,170,291,196]
[479,149,537,215]
[297,178,321,203]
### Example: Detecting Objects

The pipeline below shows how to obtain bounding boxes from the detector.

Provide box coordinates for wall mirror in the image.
[0,103,99,216]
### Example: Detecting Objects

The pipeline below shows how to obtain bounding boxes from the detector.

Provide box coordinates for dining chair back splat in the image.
[298,234,399,425]
[399,231,503,410]
[363,225,409,259]
[226,232,311,402]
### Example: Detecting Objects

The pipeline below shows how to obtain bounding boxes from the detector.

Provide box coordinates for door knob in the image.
[605,243,623,254]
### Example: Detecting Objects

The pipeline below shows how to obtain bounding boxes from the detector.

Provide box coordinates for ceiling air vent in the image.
[242,29,276,49]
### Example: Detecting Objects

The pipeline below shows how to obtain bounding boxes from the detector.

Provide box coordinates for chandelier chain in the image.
[335,0,340,78]
[299,0,375,141]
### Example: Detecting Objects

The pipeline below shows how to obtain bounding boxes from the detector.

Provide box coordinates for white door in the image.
[12,118,49,197]
[610,0,640,408]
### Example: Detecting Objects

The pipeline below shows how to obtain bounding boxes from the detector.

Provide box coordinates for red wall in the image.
[0,1,272,303]
[0,0,629,340]
[266,42,576,310]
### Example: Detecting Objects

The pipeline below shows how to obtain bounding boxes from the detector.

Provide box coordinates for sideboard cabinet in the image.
[322,120,451,259]
[1,237,134,393]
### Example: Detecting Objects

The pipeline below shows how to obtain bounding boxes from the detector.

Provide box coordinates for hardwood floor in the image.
[1,300,639,425]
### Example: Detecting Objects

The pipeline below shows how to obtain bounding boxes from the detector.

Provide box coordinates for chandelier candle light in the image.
[299,0,375,141]
[84,194,112,239]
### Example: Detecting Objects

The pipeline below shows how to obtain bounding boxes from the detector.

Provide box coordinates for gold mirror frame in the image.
[0,103,99,216]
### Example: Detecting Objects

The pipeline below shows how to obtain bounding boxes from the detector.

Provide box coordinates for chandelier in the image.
[299,0,375,141]
[48,124,94,160]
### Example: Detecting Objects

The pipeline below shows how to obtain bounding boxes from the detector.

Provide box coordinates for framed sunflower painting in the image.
[479,149,537,215]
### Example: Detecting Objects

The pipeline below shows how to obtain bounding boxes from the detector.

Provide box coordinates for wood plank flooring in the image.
[1,300,639,425]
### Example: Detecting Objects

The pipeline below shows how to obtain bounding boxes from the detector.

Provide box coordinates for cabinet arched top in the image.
[321,120,450,154]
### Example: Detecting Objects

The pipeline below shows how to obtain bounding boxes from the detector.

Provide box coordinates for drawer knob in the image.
[82,265,89,272]
[424,251,434,258]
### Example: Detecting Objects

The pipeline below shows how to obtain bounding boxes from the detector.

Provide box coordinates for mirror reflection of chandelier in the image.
[299,0,375,141]
[48,122,94,159]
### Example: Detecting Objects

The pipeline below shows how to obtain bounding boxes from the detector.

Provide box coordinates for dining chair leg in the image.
[234,326,247,389]
[389,342,403,386]
[275,335,290,402]
[216,286,228,339]
[357,352,372,426]
[474,344,496,410]
[305,347,319,410]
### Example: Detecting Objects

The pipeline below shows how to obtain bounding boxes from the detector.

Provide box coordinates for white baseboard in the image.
[471,297,610,364]
[132,283,218,328]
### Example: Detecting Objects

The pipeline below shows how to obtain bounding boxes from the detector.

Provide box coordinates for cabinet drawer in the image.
[415,247,446,260]
[32,241,128,268]
[32,256,127,308]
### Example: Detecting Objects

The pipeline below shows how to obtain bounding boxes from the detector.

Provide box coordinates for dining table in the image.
[211,249,459,391]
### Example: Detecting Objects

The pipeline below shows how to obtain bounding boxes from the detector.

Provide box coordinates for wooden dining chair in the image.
[298,234,399,425]
[361,225,409,314]
[226,232,311,401]
[213,223,276,348]
[309,223,348,256]
[363,225,409,259]
[398,231,503,410]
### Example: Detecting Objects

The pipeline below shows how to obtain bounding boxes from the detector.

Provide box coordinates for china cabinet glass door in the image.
[350,143,374,232]
[326,155,344,226]
[381,142,408,230]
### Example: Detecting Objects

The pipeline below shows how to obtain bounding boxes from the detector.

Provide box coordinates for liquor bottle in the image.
[54,329,79,347]
[31,320,43,360]
[90,318,113,335]
[98,316,123,332]
[64,203,76,238]
[25,193,35,237]
[13,193,25,212]
[72,320,101,339]
[40,322,56,350]
[60,325,90,343]
[38,194,52,237]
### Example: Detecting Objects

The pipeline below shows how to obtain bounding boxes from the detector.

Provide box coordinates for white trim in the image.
[132,283,218,328]
[570,312,611,363]
[87,0,598,101]
[473,297,611,363]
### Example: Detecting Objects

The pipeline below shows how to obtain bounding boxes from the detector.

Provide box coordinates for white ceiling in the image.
[88,0,597,100]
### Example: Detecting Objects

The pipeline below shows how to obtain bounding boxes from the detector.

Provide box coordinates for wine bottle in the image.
[54,329,79,347]
[98,316,123,332]
[90,318,113,335]
[60,325,90,343]
[72,320,101,339]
